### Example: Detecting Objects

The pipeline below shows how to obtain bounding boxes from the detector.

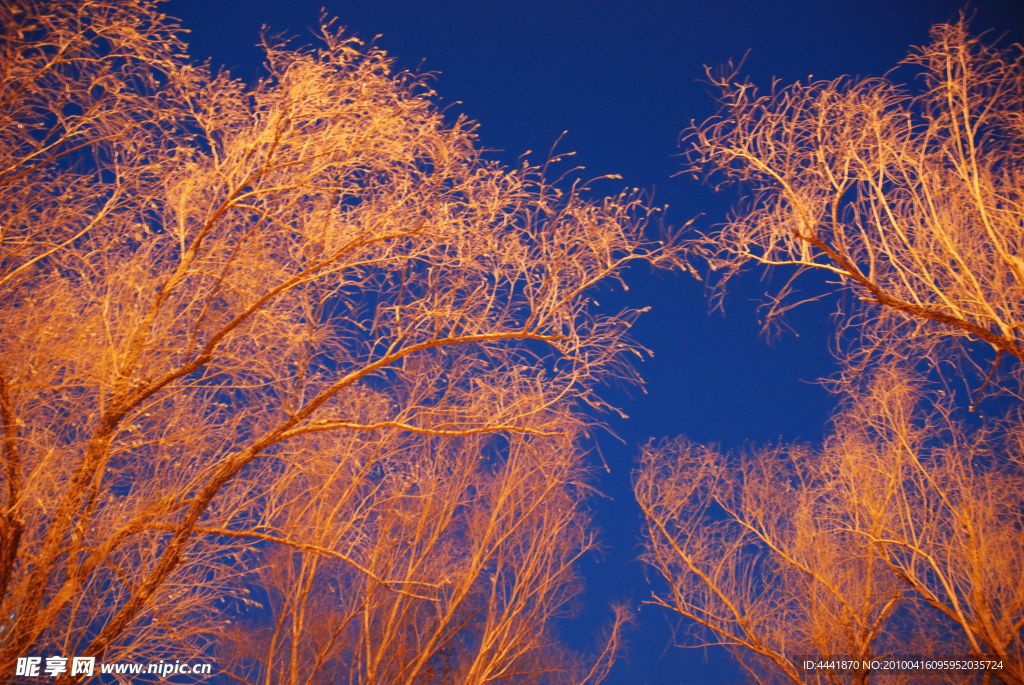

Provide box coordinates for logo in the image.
[15,657,94,678]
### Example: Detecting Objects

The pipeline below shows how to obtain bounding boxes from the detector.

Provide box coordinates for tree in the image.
[222,419,630,685]
[640,21,1024,682]
[834,371,1024,684]
[0,1,677,679]
[634,438,909,685]
[635,370,1024,684]
[683,19,1024,391]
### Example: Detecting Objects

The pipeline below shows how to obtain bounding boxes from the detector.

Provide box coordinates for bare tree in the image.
[634,437,912,685]
[835,371,1024,685]
[0,2,677,678]
[683,18,1024,389]
[634,369,1024,684]
[638,17,1024,684]
[221,411,629,685]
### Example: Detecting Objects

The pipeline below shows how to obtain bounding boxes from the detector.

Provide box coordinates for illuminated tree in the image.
[636,16,1024,684]
[635,367,1024,684]
[836,371,1024,685]
[635,439,909,685]
[222,417,629,685]
[0,1,676,679]
[684,19,1024,390]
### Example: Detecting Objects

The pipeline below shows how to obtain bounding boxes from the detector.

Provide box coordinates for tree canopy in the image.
[0,2,676,681]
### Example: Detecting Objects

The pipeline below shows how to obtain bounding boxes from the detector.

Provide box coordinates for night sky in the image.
[164,2,1024,683]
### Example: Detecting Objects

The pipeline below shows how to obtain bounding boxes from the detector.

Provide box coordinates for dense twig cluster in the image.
[683,19,1024,393]
[636,372,1024,684]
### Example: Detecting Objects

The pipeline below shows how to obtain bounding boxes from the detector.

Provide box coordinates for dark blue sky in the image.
[164,1,1023,682]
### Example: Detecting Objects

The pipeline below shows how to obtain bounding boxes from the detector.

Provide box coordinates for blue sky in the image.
[164,1,1024,682]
